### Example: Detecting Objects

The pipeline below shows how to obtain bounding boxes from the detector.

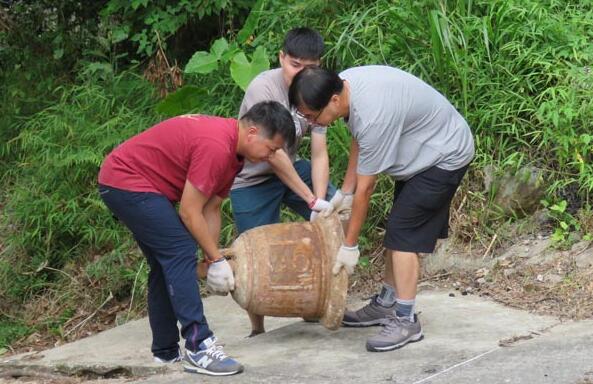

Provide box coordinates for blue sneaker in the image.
[183,336,244,376]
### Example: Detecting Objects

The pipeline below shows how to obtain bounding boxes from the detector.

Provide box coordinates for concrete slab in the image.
[0,295,296,377]
[107,291,564,384]
[4,290,590,384]
[421,320,593,384]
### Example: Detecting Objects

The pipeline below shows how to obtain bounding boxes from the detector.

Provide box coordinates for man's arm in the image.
[203,194,224,254]
[310,132,330,199]
[178,180,223,262]
[324,138,359,216]
[344,173,377,247]
[267,149,316,204]
[341,138,359,194]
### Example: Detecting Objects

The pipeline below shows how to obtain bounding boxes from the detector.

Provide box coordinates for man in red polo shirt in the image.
[98,101,294,376]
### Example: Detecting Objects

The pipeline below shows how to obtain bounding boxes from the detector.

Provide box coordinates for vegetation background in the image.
[1,0,592,353]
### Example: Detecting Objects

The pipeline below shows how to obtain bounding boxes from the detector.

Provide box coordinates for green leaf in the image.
[550,200,567,213]
[230,46,270,91]
[185,51,219,74]
[237,0,265,44]
[551,228,565,242]
[0,348,7,356]
[131,0,149,10]
[155,86,208,117]
[83,63,114,79]
[210,38,229,60]
[559,221,569,230]
[111,28,129,44]
[53,49,64,60]
[221,42,240,62]
[358,256,370,268]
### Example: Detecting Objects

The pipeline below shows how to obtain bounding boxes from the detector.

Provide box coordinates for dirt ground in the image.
[351,233,593,322]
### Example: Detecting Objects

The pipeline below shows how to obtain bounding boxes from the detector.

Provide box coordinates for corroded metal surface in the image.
[226,214,347,330]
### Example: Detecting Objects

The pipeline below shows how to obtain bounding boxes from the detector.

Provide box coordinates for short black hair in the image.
[283,27,324,60]
[240,101,296,149]
[289,66,344,111]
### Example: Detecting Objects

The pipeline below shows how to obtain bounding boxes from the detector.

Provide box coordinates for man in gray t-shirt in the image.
[230,28,336,337]
[289,65,474,352]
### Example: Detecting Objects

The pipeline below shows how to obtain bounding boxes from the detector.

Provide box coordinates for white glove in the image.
[309,198,333,222]
[206,258,235,294]
[322,189,353,218]
[332,244,360,275]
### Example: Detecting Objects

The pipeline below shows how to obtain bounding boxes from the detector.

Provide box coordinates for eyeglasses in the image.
[296,107,324,124]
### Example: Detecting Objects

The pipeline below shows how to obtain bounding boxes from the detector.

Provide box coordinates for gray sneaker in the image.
[184,336,244,376]
[342,295,395,327]
[366,314,423,352]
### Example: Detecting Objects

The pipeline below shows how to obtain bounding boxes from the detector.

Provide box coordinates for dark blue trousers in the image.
[231,159,336,234]
[99,185,212,359]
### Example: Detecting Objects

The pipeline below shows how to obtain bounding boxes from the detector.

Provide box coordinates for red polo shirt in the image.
[98,115,244,201]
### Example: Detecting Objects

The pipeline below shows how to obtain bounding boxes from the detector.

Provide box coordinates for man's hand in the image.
[206,258,235,294]
[332,244,360,275]
[322,189,353,218]
[309,197,332,221]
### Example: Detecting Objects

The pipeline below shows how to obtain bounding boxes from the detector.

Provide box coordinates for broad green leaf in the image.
[131,0,148,10]
[111,28,129,44]
[53,49,64,60]
[185,51,219,74]
[156,86,208,117]
[550,200,567,213]
[84,62,113,77]
[211,38,229,60]
[221,42,240,62]
[551,228,565,242]
[230,46,270,91]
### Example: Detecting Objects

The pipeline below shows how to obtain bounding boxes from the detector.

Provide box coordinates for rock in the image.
[484,165,545,217]
[114,311,129,327]
[575,247,593,268]
[534,209,552,226]
[475,268,489,279]
[503,268,516,277]
[544,274,563,284]
[536,274,544,282]
[497,258,513,268]
[571,240,591,254]
[525,239,555,265]
[476,277,487,285]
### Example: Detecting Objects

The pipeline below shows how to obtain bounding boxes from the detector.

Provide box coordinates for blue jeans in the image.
[230,159,336,234]
[99,185,212,359]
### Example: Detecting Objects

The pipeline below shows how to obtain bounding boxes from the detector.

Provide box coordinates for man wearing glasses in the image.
[289,65,474,352]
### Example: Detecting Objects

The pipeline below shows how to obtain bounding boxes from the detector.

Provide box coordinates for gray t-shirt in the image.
[232,68,326,189]
[340,66,474,180]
